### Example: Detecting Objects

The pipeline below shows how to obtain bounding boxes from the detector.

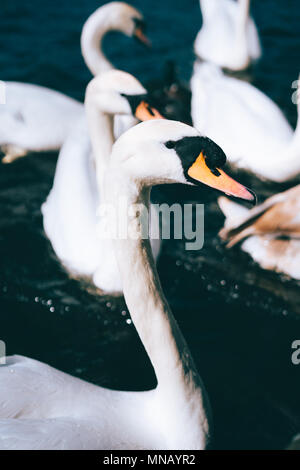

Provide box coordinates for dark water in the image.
[1,0,300,450]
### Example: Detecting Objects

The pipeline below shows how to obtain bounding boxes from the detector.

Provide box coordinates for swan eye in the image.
[165,141,176,149]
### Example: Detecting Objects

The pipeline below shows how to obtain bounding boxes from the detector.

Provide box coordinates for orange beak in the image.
[135,101,164,121]
[188,152,256,202]
[134,27,152,47]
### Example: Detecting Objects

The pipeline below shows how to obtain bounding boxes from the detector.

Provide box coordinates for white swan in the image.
[42,70,162,294]
[218,185,300,280]
[191,63,300,182]
[0,2,149,163]
[0,119,254,450]
[194,0,261,72]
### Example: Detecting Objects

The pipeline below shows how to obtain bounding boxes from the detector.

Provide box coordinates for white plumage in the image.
[191,63,300,182]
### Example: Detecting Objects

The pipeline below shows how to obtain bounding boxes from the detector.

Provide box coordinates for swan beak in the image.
[187,152,256,203]
[135,101,164,121]
[134,27,152,47]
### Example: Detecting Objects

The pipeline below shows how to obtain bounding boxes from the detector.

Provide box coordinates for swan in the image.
[194,0,261,73]
[0,119,255,450]
[0,2,149,163]
[218,185,300,279]
[191,64,300,182]
[42,69,163,294]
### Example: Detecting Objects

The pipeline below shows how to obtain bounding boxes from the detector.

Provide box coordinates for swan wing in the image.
[0,82,83,152]
[219,186,300,245]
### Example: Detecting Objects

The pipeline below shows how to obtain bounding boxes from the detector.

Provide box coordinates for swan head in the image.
[111,120,256,202]
[85,70,163,120]
[93,2,150,46]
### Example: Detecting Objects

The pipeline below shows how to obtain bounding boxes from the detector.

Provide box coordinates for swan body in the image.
[191,63,300,182]
[218,185,300,279]
[0,2,148,162]
[42,70,161,294]
[0,83,83,162]
[0,119,254,450]
[195,0,261,72]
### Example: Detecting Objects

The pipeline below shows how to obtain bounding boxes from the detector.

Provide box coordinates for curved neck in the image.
[81,7,120,76]
[85,100,115,188]
[105,172,210,448]
[199,0,218,22]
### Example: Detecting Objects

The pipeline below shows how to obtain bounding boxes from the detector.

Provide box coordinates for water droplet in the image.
[34,296,39,303]
[220,280,226,286]
[126,319,132,325]
[121,310,127,316]
[106,302,112,308]
[50,306,55,313]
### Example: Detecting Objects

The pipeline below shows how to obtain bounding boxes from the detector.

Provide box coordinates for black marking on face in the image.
[133,17,146,34]
[164,136,227,179]
[121,93,148,115]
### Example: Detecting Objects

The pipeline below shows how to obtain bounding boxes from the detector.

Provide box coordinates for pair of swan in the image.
[194,0,261,73]
[4,1,159,294]
[191,63,300,182]
[42,70,162,294]
[192,1,300,183]
[0,119,254,450]
[218,185,300,280]
[0,2,149,162]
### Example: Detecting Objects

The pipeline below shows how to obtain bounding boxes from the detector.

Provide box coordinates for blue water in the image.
[1,0,300,450]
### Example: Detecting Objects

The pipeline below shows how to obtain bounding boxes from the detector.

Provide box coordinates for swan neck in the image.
[199,0,217,22]
[86,101,114,188]
[104,173,210,446]
[81,9,115,76]
[230,0,250,69]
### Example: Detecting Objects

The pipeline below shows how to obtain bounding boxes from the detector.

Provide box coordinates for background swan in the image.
[0,2,149,163]
[218,185,300,279]
[194,0,261,72]
[191,64,300,182]
[0,119,254,450]
[42,70,162,294]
